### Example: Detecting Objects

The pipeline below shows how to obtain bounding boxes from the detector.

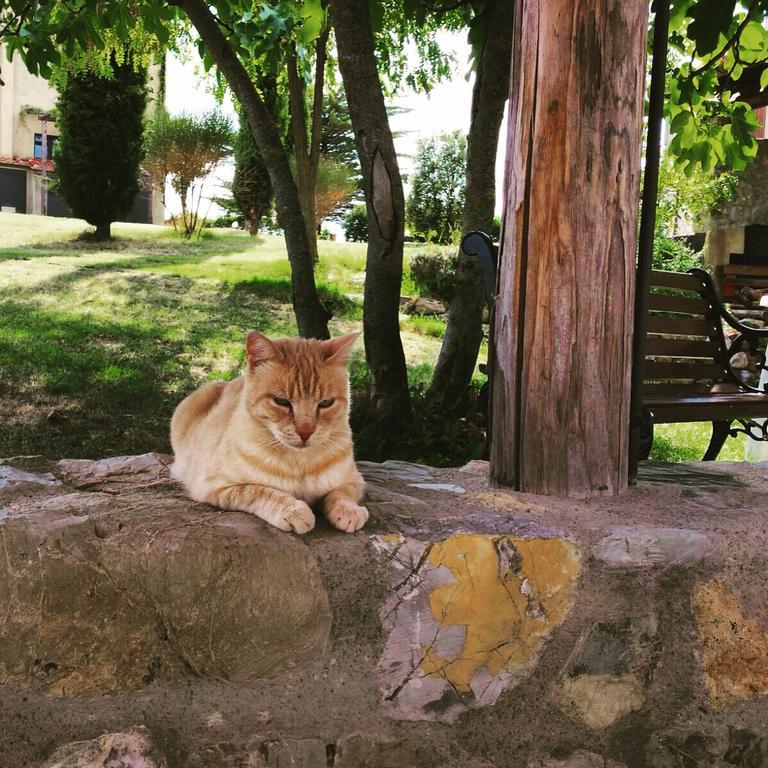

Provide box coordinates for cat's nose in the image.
[296,424,315,444]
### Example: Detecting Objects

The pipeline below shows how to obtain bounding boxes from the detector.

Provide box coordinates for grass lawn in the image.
[0,213,446,459]
[0,212,754,464]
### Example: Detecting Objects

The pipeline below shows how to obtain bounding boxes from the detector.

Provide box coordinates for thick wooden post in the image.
[490,0,648,497]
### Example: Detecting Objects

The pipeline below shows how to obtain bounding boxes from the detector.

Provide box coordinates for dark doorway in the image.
[0,167,27,213]
[47,188,71,218]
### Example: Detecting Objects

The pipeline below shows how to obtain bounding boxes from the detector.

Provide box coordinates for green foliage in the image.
[54,52,146,239]
[319,87,358,169]
[656,152,739,237]
[666,0,768,174]
[233,108,273,235]
[373,0,465,94]
[144,109,233,237]
[652,232,701,272]
[403,314,446,339]
[342,205,368,242]
[409,247,458,303]
[407,131,466,244]
[314,155,357,225]
[350,373,486,466]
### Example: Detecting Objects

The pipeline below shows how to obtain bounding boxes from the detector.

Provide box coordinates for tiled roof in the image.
[0,155,55,172]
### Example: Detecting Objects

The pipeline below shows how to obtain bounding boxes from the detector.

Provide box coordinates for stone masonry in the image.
[2,454,768,767]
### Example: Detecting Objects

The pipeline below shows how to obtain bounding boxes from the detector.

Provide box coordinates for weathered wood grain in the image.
[490,0,649,497]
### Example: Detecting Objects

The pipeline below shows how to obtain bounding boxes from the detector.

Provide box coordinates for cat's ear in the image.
[246,331,278,370]
[323,331,361,367]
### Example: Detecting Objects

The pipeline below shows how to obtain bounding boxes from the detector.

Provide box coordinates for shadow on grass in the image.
[0,231,269,264]
[0,230,364,459]
[232,276,362,320]
[0,271,293,459]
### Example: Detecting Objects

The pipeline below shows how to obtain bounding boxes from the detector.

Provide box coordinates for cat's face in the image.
[244,331,359,452]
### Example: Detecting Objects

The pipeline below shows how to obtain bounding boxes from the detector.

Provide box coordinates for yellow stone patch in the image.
[693,579,768,707]
[557,674,644,729]
[420,534,580,694]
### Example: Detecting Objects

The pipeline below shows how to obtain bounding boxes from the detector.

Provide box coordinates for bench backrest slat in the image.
[642,269,733,398]
[648,293,710,315]
[650,270,703,291]
[644,337,718,359]
[644,360,726,381]
[646,315,710,336]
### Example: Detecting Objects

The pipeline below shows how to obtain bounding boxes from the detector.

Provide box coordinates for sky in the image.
[163,31,508,237]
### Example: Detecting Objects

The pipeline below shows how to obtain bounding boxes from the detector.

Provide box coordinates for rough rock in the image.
[556,616,658,729]
[692,579,768,707]
[528,752,626,768]
[593,526,715,567]
[2,454,768,768]
[401,297,447,316]
[0,456,330,694]
[258,739,328,768]
[375,532,581,721]
[39,727,166,768]
[647,722,767,767]
[557,673,644,730]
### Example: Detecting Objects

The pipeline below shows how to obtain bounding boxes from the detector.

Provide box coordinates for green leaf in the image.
[740,20,768,53]
[297,0,324,43]
[686,0,737,55]
[760,68,768,91]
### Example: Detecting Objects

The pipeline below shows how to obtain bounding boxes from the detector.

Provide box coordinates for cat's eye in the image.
[272,396,291,408]
[318,398,335,409]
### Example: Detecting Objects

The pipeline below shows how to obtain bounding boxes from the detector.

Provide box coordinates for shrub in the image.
[54,52,146,240]
[652,231,701,272]
[409,247,458,303]
[343,205,368,242]
[144,109,233,237]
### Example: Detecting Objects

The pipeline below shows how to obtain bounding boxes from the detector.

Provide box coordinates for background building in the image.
[0,48,164,223]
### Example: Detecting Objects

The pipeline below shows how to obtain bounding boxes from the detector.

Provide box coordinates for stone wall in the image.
[706,139,768,269]
[712,140,768,230]
[2,454,768,767]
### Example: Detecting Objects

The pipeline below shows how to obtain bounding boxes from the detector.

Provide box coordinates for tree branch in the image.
[309,26,330,178]
[689,2,758,77]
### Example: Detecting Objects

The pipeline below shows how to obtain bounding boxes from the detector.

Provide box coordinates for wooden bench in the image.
[641,268,768,460]
[462,230,768,462]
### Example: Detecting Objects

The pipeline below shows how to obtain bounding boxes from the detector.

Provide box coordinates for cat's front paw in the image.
[325,500,369,533]
[277,500,316,535]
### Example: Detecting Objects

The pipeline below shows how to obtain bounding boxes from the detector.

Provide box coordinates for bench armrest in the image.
[688,269,768,393]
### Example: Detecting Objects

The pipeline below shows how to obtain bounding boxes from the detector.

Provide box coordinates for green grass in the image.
[0,212,754,465]
[0,213,441,459]
[649,422,747,462]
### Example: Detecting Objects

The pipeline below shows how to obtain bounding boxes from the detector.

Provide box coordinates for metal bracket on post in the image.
[461,230,497,312]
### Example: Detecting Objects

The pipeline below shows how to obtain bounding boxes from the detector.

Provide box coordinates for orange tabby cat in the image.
[170,331,368,534]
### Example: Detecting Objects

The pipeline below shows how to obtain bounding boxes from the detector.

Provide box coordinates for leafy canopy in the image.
[144,108,233,236]
[666,0,768,175]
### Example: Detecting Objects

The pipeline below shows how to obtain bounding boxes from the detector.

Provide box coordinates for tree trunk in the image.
[333,0,411,420]
[429,0,514,411]
[489,0,647,497]
[94,221,111,240]
[287,31,329,264]
[174,0,330,339]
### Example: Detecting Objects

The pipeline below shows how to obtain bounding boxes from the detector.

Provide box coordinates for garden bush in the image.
[342,205,368,242]
[409,247,458,303]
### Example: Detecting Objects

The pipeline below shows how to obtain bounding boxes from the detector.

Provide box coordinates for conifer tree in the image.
[55,54,147,240]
